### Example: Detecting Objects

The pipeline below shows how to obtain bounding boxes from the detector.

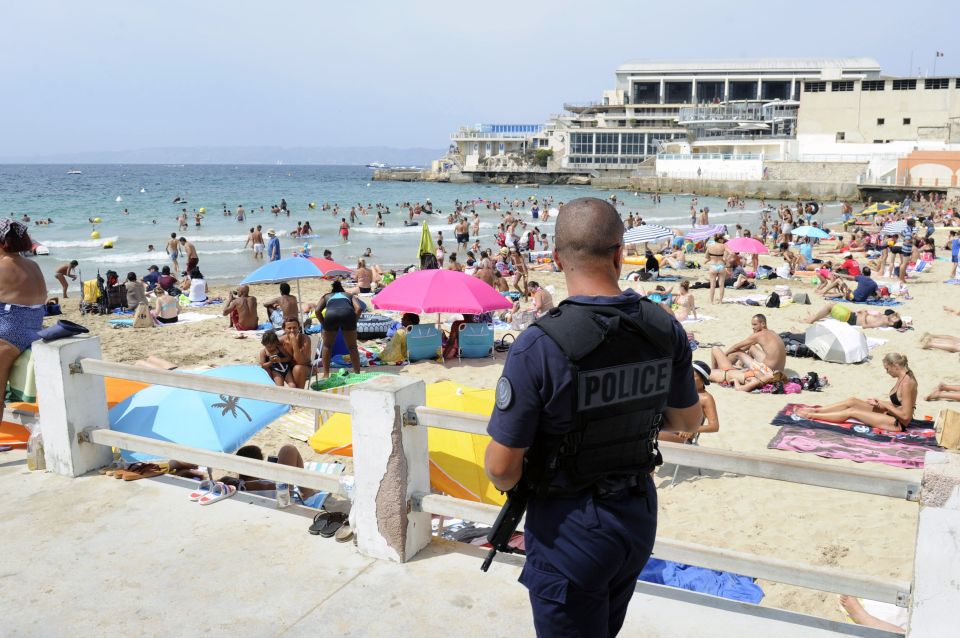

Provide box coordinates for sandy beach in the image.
[49,231,960,623]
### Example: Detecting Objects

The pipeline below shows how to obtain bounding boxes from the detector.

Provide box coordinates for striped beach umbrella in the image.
[685,224,727,241]
[881,220,907,235]
[623,224,674,244]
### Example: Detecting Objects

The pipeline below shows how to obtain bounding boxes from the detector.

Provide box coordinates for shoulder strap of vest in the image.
[533,297,675,362]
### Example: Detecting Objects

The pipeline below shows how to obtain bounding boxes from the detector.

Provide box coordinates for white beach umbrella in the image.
[623,224,674,244]
[881,220,907,235]
[805,319,869,364]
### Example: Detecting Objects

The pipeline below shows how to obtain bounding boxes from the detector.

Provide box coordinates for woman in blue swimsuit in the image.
[0,219,48,414]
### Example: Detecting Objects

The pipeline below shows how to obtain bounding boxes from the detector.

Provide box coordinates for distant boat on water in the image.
[66,169,82,175]
[366,162,388,169]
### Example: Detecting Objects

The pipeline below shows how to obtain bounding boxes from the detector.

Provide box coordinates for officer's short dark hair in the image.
[554,198,624,260]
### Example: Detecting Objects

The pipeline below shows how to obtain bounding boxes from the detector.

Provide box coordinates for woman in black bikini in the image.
[797,352,917,431]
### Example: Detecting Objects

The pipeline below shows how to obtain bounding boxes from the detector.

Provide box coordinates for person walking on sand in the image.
[55,260,78,298]
[266,229,281,261]
[179,237,199,272]
[165,233,180,274]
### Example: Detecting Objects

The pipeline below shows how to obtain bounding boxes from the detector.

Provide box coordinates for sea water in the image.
[0,164,842,295]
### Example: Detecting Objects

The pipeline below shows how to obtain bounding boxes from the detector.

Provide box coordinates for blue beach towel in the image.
[639,558,764,604]
[827,297,902,307]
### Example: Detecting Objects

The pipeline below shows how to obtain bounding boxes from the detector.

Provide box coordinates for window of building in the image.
[877,118,885,125]
[595,132,618,155]
[903,117,911,125]
[924,78,949,90]
[862,80,885,91]
[831,81,854,92]
[836,132,846,141]
[804,81,827,93]
[892,79,917,91]
[570,132,594,155]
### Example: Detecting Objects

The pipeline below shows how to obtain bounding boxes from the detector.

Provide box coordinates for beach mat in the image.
[772,403,939,447]
[768,425,929,469]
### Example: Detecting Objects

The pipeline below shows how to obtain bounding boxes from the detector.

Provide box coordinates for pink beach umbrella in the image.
[372,269,513,314]
[725,237,769,254]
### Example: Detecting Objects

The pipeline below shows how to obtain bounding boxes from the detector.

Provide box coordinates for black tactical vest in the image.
[526,298,675,497]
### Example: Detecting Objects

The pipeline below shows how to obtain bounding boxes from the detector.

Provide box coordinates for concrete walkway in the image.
[0,451,891,637]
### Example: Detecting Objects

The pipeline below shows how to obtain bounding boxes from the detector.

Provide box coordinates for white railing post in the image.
[349,375,430,563]
[907,451,960,636]
[33,336,112,477]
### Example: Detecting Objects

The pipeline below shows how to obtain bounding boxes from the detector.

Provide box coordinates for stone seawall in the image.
[592,176,861,201]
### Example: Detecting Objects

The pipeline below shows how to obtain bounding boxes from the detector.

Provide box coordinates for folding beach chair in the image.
[458,323,494,361]
[406,325,442,363]
[668,433,701,487]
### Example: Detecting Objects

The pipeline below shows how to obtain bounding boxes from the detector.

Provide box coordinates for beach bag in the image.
[792,292,811,305]
[765,292,781,308]
[510,310,536,331]
[774,284,792,299]
[132,303,154,329]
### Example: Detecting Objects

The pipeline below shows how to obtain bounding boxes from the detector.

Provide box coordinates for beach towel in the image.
[723,294,767,305]
[639,558,764,604]
[681,315,715,324]
[946,279,960,285]
[768,425,929,469]
[771,403,939,447]
[6,348,36,403]
[827,297,903,307]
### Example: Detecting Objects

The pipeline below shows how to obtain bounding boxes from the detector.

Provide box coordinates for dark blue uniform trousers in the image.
[518,478,658,637]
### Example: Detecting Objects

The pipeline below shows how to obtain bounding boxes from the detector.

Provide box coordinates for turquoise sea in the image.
[0,164,842,295]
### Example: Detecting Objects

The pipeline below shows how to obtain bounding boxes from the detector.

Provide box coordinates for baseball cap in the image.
[691,360,711,385]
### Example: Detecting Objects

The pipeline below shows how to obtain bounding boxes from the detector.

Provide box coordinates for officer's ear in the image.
[612,243,624,272]
[552,249,563,272]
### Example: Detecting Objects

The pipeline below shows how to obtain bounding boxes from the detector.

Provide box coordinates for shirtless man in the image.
[222,285,259,331]
[474,253,495,286]
[279,317,312,389]
[725,314,786,373]
[802,303,904,329]
[455,218,469,253]
[250,225,265,259]
[55,260,78,298]
[165,233,180,273]
[179,237,199,272]
[263,282,299,324]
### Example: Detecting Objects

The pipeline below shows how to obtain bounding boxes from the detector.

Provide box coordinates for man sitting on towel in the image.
[724,313,786,374]
[222,285,259,331]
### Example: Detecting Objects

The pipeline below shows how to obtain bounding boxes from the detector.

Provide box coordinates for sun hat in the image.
[691,360,711,385]
[267,229,276,236]
[37,319,90,343]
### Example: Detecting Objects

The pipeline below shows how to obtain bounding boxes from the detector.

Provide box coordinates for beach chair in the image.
[668,433,701,487]
[458,323,494,361]
[406,325,442,363]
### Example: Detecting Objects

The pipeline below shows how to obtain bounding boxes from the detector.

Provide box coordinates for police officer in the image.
[484,197,703,637]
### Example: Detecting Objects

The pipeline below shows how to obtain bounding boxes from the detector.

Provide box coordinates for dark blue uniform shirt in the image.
[487,289,697,635]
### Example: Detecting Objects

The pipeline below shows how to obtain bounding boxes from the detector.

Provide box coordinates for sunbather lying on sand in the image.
[708,346,787,392]
[920,333,960,353]
[796,353,917,431]
[802,302,904,329]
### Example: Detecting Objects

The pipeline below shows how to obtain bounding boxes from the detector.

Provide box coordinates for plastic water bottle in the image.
[276,481,291,508]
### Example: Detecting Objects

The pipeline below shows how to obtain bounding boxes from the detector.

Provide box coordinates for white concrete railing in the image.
[32,336,960,635]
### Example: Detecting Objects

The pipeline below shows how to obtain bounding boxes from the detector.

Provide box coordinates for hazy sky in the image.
[1,0,956,156]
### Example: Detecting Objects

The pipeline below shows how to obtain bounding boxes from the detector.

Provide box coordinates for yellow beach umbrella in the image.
[418,221,435,261]
[308,380,505,505]
[855,203,897,217]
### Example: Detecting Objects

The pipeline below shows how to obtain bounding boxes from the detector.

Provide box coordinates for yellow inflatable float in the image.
[90,230,100,239]
[308,202,317,209]
[309,380,504,505]
[102,240,114,249]
[198,207,206,214]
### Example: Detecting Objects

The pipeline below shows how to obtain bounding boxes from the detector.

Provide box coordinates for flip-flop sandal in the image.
[308,511,332,535]
[122,462,167,481]
[114,462,146,479]
[189,479,215,501]
[334,523,353,543]
[319,512,348,538]
[198,482,236,506]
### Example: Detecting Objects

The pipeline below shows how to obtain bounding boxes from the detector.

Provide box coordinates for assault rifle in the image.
[480,480,529,572]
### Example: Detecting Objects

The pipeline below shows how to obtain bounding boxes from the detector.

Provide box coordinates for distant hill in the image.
[0,146,445,166]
